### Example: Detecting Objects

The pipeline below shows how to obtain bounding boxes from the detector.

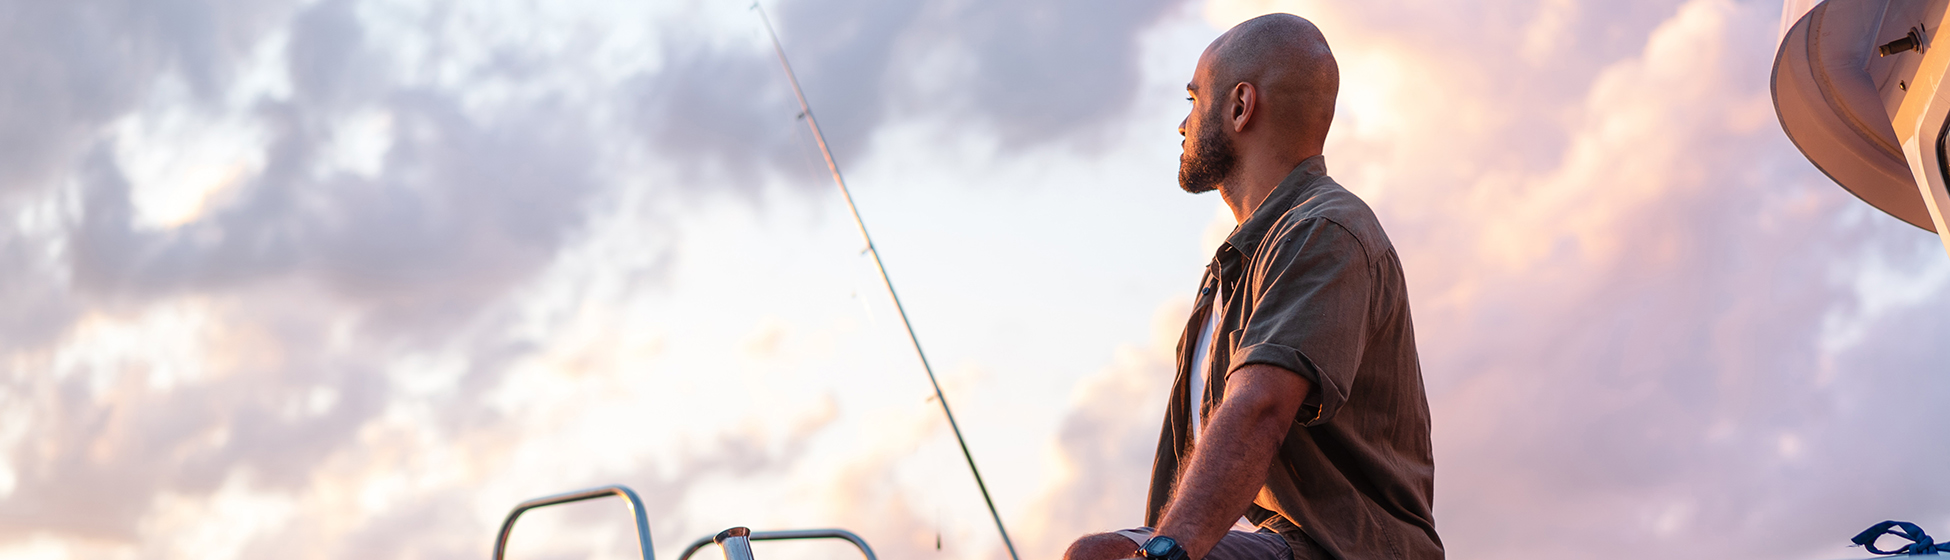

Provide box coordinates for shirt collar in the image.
[1217,155,1330,260]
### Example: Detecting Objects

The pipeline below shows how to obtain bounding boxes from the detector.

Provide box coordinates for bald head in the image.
[1176,13,1339,215]
[1198,13,1339,156]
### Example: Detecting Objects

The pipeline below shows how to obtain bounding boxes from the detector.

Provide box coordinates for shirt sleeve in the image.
[1224,216,1372,427]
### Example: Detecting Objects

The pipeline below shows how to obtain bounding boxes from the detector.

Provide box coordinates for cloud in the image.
[0,0,1048,555]
[0,0,686,556]
[0,0,296,356]
[0,0,289,196]
[1187,0,1950,558]
[634,0,1188,192]
[12,1,1950,560]
[1017,301,1183,558]
[1,298,391,543]
[1004,1,1950,559]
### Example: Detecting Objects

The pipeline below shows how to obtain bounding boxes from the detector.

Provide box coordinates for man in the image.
[1063,13,1440,560]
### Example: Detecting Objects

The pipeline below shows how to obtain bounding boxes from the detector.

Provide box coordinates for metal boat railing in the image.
[493,484,876,560]
[493,485,655,560]
[675,529,878,560]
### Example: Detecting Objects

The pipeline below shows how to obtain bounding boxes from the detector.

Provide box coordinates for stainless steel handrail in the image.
[492,485,655,560]
[674,529,879,560]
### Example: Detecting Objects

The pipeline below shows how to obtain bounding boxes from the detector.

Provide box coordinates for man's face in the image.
[1178,62,1236,194]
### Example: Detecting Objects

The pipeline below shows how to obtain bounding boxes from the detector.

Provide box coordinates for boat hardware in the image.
[677,528,880,560]
[492,485,881,560]
[493,485,654,560]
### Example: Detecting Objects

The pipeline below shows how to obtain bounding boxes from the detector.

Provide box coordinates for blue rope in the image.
[1853,521,1950,555]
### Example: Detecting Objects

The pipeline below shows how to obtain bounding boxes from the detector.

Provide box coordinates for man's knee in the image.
[1064,533,1139,560]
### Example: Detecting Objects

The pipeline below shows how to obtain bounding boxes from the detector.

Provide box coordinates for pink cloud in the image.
[1037,1,1950,559]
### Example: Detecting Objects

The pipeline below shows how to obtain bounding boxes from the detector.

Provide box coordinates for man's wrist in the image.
[1137,534,1190,560]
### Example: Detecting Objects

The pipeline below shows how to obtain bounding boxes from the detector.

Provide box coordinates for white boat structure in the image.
[1775,0,1950,557]
[1776,0,1950,257]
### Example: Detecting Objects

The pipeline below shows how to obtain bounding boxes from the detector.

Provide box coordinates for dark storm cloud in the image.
[635,0,1185,191]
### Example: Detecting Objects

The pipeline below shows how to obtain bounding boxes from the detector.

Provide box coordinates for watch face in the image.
[1143,536,1178,558]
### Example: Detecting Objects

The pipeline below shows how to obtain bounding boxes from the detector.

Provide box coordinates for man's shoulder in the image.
[1264,176,1395,261]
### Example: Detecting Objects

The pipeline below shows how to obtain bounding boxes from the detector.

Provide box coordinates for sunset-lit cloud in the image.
[3,1,1948,560]
[1194,0,1950,558]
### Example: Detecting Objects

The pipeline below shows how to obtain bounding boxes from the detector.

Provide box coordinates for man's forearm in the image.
[1152,365,1310,560]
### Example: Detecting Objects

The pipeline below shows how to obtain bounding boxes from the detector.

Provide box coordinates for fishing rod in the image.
[751,5,1021,560]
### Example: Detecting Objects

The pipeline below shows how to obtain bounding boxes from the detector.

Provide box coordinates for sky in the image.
[3,0,1949,559]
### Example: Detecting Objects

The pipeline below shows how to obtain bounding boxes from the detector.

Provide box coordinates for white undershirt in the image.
[1188,286,1260,530]
[1187,285,1224,441]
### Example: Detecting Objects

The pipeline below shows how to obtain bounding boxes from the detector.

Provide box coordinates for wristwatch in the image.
[1137,535,1190,560]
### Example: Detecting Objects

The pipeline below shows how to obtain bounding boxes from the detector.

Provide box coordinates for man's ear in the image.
[1230,82,1256,133]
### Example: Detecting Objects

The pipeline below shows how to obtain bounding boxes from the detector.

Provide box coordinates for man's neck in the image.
[1219,156,1313,223]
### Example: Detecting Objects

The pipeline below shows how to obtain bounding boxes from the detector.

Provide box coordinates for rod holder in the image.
[1881,27,1925,57]
[714,527,757,560]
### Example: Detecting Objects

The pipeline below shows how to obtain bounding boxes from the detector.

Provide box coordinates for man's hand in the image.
[1060,533,1140,560]
[1150,364,1311,560]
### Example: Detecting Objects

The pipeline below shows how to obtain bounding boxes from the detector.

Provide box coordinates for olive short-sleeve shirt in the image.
[1144,156,1441,560]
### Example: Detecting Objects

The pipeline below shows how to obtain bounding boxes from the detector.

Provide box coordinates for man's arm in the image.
[1150,364,1311,560]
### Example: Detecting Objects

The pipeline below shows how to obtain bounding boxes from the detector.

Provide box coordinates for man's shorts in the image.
[1111,526,1317,560]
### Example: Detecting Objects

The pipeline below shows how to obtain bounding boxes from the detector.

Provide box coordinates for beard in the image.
[1177,118,1236,194]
